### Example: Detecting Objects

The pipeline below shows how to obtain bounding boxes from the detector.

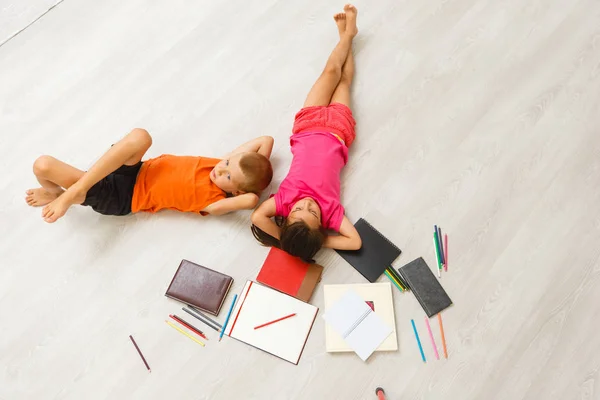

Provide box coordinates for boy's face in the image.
[210,153,246,195]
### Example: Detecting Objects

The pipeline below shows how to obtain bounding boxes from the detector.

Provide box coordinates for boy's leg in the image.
[41,128,152,223]
[330,5,357,107]
[26,156,85,207]
[302,5,358,108]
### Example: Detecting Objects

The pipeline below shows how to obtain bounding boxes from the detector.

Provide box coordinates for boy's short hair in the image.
[238,153,273,194]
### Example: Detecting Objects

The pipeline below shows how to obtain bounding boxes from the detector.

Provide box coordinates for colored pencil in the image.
[170,314,208,340]
[189,306,222,328]
[384,270,404,292]
[411,319,426,362]
[444,233,448,272]
[424,317,439,360]
[183,307,220,332]
[438,313,448,358]
[165,320,205,346]
[386,266,408,290]
[254,313,296,329]
[437,226,445,265]
[129,335,151,372]
[219,294,238,342]
[434,228,443,270]
[433,236,441,278]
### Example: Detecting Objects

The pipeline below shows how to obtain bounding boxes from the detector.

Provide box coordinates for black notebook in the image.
[397,257,452,317]
[336,218,402,282]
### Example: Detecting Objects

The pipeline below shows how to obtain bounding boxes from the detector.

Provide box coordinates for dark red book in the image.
[256,247,323,302]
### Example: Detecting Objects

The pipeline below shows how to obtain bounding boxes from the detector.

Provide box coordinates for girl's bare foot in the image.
[344,4,358,37]
[41,187,86,223]
[334,12,346,37]
[25,188,62,207]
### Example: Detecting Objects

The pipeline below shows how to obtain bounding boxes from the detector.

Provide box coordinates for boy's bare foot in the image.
[344,4,358,38]
[334,12,346,37]
[41,187,86,223]
[25,188,62,207]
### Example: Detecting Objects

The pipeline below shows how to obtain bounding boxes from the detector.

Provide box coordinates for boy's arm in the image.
[223,136,274,159]
[323,216,362,250]
[201,193,259,216]
[250,197,281,239]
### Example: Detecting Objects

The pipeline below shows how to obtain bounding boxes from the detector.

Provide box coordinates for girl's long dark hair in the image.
[251,217,326,263]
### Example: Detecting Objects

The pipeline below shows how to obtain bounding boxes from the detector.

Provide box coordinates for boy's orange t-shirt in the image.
[131,155,226,213]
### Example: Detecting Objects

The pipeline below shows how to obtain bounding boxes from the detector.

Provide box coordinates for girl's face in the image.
[288,197,322,229]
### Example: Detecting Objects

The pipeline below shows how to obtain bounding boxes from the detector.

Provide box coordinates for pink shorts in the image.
[292,103,356,147]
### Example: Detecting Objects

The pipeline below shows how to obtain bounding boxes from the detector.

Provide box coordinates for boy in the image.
[26,128,274,222]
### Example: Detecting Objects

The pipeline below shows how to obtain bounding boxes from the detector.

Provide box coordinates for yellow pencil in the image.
[384,270,404,292]
[165,320,205,347]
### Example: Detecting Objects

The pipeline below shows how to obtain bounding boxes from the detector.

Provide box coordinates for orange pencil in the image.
[438,313,448,358]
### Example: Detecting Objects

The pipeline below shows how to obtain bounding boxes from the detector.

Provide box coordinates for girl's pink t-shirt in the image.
[274,131,348,231]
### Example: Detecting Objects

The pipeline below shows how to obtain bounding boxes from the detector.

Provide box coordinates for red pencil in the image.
[170,314,208,340]
[254,313,296,330]
[444,234,449,272]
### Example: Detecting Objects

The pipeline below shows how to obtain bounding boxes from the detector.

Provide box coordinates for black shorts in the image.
[82,162,143,216]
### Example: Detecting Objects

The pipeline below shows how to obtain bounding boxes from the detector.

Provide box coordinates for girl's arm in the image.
[323,216,362,250]
[250,197,281,239]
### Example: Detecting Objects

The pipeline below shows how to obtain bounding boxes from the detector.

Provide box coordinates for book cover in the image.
[256,247,323,302]
[336,219,402,282]
[165,259,233,315]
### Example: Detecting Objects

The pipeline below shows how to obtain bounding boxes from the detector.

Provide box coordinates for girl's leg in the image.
[41,128,152,223]
[330,46,354,107]
[302,5,358,107]
[26,156,85,207]
[330,5,357,107]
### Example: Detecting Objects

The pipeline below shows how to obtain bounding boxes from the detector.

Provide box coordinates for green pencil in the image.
[387,266,408,291]
[384,270,404,292]
[433,234,442,278]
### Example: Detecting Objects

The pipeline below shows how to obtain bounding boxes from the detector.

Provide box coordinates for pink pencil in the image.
[444,234,448,272]
[424,317,439,360]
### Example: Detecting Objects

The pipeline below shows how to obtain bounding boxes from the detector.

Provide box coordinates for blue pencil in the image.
[411,319,426,362]
[219,294,238,342]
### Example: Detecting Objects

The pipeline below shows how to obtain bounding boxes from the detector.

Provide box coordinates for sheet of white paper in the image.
[323,283,398,352]
[323,289,392,361]
[345,312,393,361]
[322,289,372,337]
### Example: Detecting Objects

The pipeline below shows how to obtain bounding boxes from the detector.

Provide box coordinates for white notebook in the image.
[323,283,397,360]
[224,281,318,364]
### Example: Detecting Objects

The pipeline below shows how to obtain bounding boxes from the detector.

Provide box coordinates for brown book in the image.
[165,260,233,315]
[256,247,323,302]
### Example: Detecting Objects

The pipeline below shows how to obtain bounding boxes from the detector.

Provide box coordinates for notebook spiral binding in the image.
[360,219,401,253]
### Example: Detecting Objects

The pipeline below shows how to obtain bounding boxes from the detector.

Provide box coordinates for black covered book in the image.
[397,257,452,317]
[336,218,402,282]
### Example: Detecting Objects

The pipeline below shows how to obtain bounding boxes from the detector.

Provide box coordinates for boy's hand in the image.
[323,216,362,250]
[201,193,259,216]
[224,136,274,159]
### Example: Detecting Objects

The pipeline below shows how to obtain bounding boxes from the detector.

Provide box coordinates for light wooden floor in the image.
[2,0,600,399]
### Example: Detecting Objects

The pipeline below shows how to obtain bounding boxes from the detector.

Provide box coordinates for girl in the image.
[251,4,362,262]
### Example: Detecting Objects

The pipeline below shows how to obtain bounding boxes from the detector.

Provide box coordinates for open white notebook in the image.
[323,283,397,360]
[224,281,318,364]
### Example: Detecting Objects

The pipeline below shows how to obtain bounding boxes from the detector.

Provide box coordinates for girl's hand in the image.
[323,216,362,250]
